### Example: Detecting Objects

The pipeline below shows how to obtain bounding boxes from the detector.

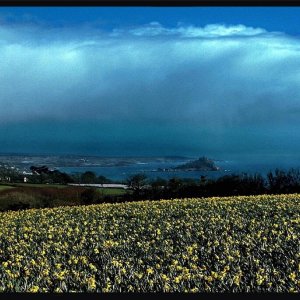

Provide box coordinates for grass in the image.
[0,184,128,212]
[10,183,67,189]
[0,185,15,191]
[1,184,127,195]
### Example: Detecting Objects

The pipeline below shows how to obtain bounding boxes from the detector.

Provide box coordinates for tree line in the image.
[77,168,300,205]
[125,168,300,201]
[2,165,300,208]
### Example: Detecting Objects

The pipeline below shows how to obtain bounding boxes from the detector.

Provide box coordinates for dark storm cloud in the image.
[1,22,300,156]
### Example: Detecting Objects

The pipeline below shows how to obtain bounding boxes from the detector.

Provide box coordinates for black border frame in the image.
[0,0,300,6]
[0,1,299,300]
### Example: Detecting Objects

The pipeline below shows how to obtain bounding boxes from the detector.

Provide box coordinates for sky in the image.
[1,6,300,158]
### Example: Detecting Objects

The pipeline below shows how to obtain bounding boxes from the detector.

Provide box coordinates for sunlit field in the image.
[0,194,299,292]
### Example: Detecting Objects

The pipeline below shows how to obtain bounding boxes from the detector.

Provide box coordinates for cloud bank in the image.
[1,22,300,156]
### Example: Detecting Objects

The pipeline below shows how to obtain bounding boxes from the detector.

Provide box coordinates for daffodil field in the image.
[0,194,299,292]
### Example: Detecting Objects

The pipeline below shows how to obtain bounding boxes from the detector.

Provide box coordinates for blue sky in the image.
[2,7,300,35]
[1,7,300,158]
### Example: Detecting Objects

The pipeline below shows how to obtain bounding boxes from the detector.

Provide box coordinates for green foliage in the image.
[126,174,147,192]
[80,171,97,184]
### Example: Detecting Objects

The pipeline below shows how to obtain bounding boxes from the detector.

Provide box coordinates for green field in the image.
[0,184,128,212]
[0,183,67,189]
[0,193,299,292]
[0,185,15,191]
[10,183,68,189]
[0,183,126,195]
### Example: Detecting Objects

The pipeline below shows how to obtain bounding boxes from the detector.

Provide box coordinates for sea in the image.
[2,153,300,183]
[56,156,300,182]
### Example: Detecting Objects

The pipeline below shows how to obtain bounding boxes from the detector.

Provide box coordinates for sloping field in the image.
[0,194,299,292]
[0,185,15,191]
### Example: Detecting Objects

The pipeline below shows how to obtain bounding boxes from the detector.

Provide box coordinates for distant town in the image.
[0,154,220,184]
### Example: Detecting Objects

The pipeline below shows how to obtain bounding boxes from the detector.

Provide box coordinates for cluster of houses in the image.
[0,165,51,183]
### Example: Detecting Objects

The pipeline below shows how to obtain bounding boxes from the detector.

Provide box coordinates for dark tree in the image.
[167,177,184,197]
[126,174,147,193]
[149,177,167,199]
[267,168,300,194]
[81,171,97,184]
[51,170,74,184]
[97,175,111,184]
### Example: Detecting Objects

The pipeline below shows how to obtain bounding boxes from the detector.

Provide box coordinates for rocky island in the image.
[174,156,220,171]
